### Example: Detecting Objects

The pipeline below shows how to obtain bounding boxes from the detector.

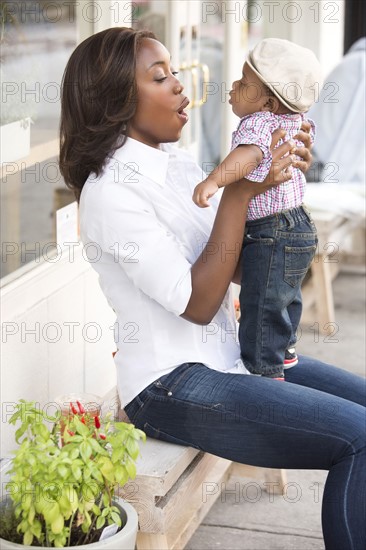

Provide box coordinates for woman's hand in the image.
[293,120,313,173]
[267,128,296,183]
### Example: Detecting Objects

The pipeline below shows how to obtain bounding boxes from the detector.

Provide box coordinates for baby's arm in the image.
[193,144,263,207]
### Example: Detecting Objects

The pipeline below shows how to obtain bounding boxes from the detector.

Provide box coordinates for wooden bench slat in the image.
[134,438,200,495]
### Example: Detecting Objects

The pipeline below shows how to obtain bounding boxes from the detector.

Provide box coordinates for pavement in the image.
[186,271,366,550]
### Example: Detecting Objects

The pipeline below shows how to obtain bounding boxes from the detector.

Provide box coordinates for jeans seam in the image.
[147,391,361,449]
[258,234,276,370]
[194,401,360,448]
[142,421,194,447]
[343,453,355,550]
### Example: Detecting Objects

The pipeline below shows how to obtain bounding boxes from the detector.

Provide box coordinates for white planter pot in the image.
[0,118,31,163]
[0,497,138,550]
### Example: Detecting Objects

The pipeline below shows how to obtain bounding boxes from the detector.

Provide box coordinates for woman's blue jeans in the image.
[125,357,366,550]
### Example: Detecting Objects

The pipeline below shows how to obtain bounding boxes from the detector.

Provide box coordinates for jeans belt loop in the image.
[302,203,312,224]
[283,210,295,229]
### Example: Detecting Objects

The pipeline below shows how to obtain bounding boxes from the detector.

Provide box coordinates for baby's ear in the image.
[261,96,280,113]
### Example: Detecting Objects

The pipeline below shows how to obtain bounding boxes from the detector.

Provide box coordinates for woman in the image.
[59,28,366,549]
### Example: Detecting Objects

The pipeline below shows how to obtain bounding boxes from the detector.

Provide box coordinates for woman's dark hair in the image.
[59,27,156,201]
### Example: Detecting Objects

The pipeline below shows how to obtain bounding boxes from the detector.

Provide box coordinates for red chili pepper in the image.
[94,416,101,429]
[80,416,86,424]
[99,434,106,440]
[69,403,78,415]
[67,430,75,436]
[76,401,85,414]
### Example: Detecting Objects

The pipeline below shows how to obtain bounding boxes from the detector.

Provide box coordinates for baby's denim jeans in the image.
[239,204,317,376]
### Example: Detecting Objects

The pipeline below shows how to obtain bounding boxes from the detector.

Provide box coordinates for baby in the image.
[193,38,323,380]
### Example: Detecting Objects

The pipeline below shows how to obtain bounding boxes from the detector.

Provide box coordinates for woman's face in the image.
[128,38,189,148]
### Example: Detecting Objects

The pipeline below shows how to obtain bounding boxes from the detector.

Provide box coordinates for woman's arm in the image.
[181,130,295,325]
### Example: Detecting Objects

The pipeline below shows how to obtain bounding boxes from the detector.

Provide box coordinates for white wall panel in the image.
[83,268,117,397]
[1,301,49,456]
[47,275,85,399]
[1,258,117,456]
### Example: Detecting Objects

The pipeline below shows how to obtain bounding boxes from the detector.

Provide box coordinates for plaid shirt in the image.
[231,112,315,220]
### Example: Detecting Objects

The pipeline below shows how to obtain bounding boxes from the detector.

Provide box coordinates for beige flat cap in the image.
[247,38,323,113]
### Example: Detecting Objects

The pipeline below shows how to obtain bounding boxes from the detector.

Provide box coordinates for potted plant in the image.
[0,399,145,549]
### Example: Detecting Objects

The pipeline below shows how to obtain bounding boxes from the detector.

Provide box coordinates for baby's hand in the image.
[192,179,219,208]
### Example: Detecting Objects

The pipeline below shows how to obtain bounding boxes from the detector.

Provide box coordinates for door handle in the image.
[178,61,210,109]
[191,60,210,107]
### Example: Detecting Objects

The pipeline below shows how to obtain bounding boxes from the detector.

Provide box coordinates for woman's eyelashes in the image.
[155,70,179,82]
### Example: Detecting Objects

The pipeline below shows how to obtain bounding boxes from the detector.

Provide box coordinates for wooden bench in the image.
[302,210,365,333]
[103,387,287,550]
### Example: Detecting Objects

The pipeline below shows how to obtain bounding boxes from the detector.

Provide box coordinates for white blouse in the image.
[79,137,246,407]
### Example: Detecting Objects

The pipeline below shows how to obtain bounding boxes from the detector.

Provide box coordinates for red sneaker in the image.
[284,348,298,367]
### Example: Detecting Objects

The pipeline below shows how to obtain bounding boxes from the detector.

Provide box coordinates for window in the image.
[1,1,79,280]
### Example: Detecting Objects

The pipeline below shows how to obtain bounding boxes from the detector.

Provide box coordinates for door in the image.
[130,1,216,165]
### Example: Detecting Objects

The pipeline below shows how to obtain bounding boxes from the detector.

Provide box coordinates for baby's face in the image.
[229,62,271,118]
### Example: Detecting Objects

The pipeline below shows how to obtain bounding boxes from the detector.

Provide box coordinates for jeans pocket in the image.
[284,244,317,287]
[124,391,153,426]
[153,363,202,397]
[244,234,274,245]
